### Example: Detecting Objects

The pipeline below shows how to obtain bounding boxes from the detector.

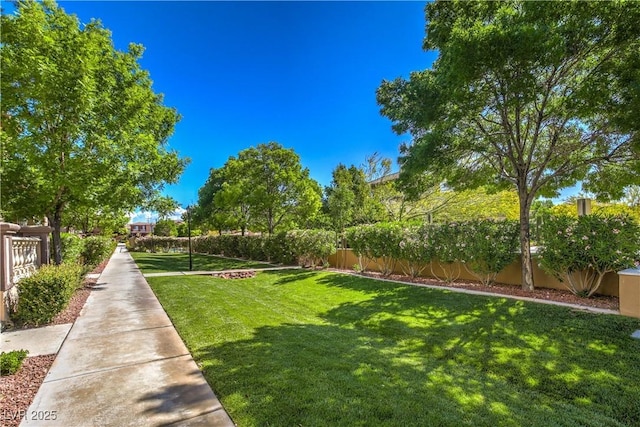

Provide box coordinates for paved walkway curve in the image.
[22,246,235,427]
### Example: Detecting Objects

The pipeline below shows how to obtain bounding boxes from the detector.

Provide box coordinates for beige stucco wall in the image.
[329,249,619,297]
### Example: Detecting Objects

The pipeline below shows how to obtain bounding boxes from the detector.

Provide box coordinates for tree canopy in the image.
[194,142,322,235]
[377,0,640,290]
[1,0,187,263]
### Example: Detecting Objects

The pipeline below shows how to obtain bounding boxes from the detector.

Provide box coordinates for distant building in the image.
[127,222,154,237]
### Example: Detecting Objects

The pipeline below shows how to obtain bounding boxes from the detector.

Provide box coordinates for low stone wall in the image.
[328,248,619,297]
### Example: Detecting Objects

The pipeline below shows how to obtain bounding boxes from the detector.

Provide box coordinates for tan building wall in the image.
[329,249,619,297]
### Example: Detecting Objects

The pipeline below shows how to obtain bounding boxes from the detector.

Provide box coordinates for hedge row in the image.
[130,230,337,267]
[345,215,640,296]
[346,220,520,285]
[538,214,640,297]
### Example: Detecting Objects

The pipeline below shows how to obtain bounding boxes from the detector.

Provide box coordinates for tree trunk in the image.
[48,205,64,265]
[518,191,534,291]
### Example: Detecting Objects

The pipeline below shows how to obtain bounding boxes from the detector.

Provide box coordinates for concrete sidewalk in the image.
[22,246,234,427]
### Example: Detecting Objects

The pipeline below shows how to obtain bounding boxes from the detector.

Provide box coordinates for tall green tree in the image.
[222,142,322,235]
[1,0,186,263]
[377,0,640,290]
[192,167,242,234]
[153,218,178,237]
[325,163,372,231]
[147,196,179,221]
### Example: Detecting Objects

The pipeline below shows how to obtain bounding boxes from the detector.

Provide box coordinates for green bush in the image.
[457,220,520,285]
[426,222,466,282]
[346,223,403,276]
[263,232,296,265]
[288,229,337,267]
[538,214,640,297]
[13,263,84,326]
[59,232,84,264]
[398,224,433,278]
[81,236,116,268]
[0,350,29,376]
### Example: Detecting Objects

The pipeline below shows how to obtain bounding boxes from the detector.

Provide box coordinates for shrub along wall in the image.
[131,230,337,267]
[11,234,117,325]
[329,249,620,296]
[337,217,636,297]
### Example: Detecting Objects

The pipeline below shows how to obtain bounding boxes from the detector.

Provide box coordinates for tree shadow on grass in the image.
[193,277,640,426]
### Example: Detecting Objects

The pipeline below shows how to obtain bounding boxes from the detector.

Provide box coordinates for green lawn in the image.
[130,251,274,273]
[145,269,640,427]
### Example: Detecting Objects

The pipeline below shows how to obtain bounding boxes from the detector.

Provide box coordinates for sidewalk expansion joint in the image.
[65,324,175,341]
[43,353,192,384]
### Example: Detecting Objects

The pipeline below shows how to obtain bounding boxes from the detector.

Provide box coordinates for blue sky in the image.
[45,1,437,218]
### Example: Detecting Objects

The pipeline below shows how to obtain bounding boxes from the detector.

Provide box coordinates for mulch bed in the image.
[0,259,109,427]
[212,270,256,279]
[353,270,619,311]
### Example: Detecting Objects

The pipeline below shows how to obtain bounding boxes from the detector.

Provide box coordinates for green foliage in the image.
[131,236,188,253]
[426,222,465,282]
[62,206,130,236]
[263,233,297,265]
[59,233,84,264]
[377,0,640,291]
[345,223,404,276]
[0,350,29,376]
[325,163,376,231]
[13,263,84,326]
[190,230,334,266]
[153,219,178,237]
[458,220,520,285]
[81,236,115,268]
[1,0,187,264]
[197,142,322,235]
[538,214,640,297]
[398,225,433,278]
[287,229,337,267]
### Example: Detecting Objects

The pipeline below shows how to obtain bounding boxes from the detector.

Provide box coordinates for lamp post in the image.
[187,205,193,271]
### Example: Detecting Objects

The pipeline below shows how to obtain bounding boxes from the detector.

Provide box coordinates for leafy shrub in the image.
[288,229,337,267]
[12,263,84,326]
[0,350,29,376]
[346,223,403,276]
[59,232,84,264]
[345,225,372,272]
[263,232,296,265]
[427,222,465,282]
[539,214,640,297]
[192,235,222,255]
[398,225,433,278]
[217,235,243,258]
[81,236,116,268]
[130,236,188,252]
[458,220,520,285]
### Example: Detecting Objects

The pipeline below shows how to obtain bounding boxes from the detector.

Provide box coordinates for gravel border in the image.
[0,259,109,426]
